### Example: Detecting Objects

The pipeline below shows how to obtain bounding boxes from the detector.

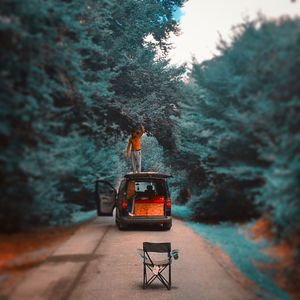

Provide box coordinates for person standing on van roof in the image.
[126,124,145,173]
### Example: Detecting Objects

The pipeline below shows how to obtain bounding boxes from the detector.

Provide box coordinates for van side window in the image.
[118,180,127,200]
[126,180,135,200]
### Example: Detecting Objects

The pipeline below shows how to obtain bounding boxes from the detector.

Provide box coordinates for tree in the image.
[174,17,300,227]
[0,0,186,231]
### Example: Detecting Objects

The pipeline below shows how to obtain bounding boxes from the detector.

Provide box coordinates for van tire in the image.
[118,221,127,231]
[163,223,172,231]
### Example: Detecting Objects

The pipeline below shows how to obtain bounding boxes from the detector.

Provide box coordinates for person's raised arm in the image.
[139,125,145,137]
[126,138,132,159]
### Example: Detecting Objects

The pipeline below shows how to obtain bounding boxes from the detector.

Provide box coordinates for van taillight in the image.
[122,201,128,209]
[166,199,172,209]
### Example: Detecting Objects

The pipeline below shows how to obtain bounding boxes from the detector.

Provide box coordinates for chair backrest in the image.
[143,242,171,253]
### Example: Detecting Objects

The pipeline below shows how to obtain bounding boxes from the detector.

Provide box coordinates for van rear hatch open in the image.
[134,196,165,216]
[125,179,168,217]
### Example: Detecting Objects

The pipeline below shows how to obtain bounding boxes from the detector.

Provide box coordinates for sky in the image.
[168,0,300,65]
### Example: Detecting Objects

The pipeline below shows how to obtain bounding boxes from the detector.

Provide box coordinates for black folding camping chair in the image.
[137,242,179,290]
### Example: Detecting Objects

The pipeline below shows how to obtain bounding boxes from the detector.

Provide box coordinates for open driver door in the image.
[95,179,116,216]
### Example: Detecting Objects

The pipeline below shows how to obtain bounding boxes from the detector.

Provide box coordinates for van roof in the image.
[124,172,172,180]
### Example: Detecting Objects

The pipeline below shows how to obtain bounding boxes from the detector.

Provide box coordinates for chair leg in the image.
[143,264,146,289]
[169,264,171,289]
[157,272,170,290]
[144,264,172,290]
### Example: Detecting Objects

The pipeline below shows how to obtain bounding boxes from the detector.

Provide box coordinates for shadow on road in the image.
[47,254,102,263]
[119,225,170,231]
[133,282,179,290]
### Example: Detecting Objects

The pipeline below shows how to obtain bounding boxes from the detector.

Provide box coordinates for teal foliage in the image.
[0,0,185,231]
[172,204,193,219]
[171,16,300,297]
[175,16,300,242]
[141,134,172,173]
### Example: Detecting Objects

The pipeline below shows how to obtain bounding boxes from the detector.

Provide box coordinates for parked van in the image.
[95,172,172,230]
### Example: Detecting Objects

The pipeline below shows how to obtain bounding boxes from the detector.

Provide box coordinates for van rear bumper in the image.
[120,216,172,226]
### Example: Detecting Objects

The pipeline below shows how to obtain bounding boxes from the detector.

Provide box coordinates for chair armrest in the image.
[137,248,146,259]
[171,249,179,260]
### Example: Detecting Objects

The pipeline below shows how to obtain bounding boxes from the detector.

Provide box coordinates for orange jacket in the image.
[127,126,145,152]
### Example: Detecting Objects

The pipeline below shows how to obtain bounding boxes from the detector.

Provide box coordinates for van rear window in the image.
[126,180,166,199]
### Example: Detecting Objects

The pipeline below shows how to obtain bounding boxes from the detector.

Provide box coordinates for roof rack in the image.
[124,172,172,179]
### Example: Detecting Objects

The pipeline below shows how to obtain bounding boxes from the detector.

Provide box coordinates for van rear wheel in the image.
[162,223,172,231]
[116,210,127,230]
[118,221,127,230]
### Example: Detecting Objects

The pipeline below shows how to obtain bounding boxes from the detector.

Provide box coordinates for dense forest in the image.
[0,0,185,229]
[0,0,299,292]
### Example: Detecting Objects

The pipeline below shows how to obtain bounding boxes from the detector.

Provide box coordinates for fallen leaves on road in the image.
[251,216,300,300]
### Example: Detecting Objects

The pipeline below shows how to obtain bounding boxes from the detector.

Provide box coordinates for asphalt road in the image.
[9,216,257,300]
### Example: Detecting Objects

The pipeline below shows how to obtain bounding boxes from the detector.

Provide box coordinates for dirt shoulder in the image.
[251,217,300,300]
[0,223,88,298]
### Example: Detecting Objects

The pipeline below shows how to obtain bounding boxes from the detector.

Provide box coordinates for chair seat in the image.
[144,258,170,266]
